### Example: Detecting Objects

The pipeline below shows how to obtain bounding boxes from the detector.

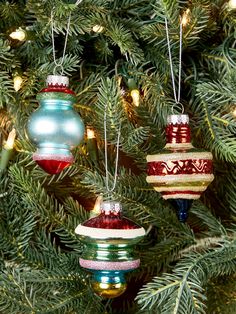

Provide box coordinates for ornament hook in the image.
[171,102,185,114]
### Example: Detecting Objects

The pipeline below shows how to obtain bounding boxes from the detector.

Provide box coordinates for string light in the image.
[232,107,236,117]
[5,128,16,150]
[228,0,236,9]
[90,195,103,218]
[92,25,104,33]
[130,89,140,107]
[0,128,16,170]
[87,127,95,139]
[13,76,23,91]
[181,8,190,26]
[9,28,26,41]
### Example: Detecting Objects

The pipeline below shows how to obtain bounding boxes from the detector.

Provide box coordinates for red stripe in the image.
[147,159,213,176]
[162,191,201,195]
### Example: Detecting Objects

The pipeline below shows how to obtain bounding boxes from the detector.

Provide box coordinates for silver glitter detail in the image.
[167,114,189,125]
[46,75,69,87]
[101,201,121,214]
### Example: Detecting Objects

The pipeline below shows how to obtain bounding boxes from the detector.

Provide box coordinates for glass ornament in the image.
[75,201,145,298]
[146,114,214,222]
[27,75,84,174]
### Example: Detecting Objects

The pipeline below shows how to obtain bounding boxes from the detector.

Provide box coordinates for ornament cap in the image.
[101,201,121,215]
[46,75,69,87]
[167,114,189,125]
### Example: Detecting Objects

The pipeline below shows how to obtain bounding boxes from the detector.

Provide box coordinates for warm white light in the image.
[89,195,103,218]
[181,8,190,26]
[131,89,140,107]
[93,195,102,213]
[5,128,16,150]
[87,127,95,139]
[92,25,104,33]
[9,28,26,41]
[13,76,23,91]
[233,107,236,117]
[229,0,236,9]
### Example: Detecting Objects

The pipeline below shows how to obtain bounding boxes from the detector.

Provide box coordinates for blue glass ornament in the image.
[27,75,84,174]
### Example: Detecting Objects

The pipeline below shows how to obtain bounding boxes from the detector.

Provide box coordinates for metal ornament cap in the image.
[101,201,121,215]
[167,114,189,125]
[46,75,69,87]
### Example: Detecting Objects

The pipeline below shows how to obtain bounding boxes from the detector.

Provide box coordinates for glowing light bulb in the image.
[92,25,104,33]
[229,0,236,9]
[9,28,26,41]
[13,76,23,91]
[181,8,190,26]
[87,127,95,139]
[233,107,236,117]
[5,128,16,150]
[131,89,140,107]
[90,195,103,218]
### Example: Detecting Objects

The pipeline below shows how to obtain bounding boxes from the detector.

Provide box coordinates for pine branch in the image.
[136,240,236,313]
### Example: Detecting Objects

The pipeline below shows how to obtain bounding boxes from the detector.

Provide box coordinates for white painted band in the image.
[146,174,214,183]
[146,151,213,162]
[75,225,146,239]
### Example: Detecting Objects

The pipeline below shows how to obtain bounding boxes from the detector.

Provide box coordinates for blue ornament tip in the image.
[170,199,193,223]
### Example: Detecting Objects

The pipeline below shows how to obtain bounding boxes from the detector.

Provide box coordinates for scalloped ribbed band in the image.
[101,201,122,214]
[47,75,69,87]
[79,258,140,270]
[167,114,189,125]
[75,224,146,239]
[33,153,74,162]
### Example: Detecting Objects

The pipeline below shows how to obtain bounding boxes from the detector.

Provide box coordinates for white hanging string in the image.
[164,17,183,106]
[104,108,121,193]
[51,11,71,75]
[51,0,83,74]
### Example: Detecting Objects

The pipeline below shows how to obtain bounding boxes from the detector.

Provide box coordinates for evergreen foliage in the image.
[0,0,235,313]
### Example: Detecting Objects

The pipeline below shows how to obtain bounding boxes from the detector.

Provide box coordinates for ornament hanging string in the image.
[51,11,71,75]
[104,108,121,193]
[51,0,83,75]
[164,17,184,112]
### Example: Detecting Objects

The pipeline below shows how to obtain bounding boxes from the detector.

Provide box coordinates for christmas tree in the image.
[0,0,236,313]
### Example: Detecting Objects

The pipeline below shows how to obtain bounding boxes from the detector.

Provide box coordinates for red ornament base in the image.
[36,159,71,174]
[33,153,74,174]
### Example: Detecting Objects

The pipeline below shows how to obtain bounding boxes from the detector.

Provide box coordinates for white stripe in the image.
[163,194,200,200]
[75,225,146,239]
[146,151,213,162]
[147,173,214,183]
[154,186,207,192]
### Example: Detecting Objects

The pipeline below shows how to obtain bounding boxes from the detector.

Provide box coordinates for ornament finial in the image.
[46,75,69,87]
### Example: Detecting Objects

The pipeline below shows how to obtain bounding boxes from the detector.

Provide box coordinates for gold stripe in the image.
[147,174,214,183]
[163,194,201,200]
[154,186,207,192]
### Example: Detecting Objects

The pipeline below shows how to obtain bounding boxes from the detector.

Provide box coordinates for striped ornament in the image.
[147,115,214,202]
[75,201,145,298]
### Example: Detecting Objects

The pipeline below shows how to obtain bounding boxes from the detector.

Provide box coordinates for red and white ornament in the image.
[146,114,214,221]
